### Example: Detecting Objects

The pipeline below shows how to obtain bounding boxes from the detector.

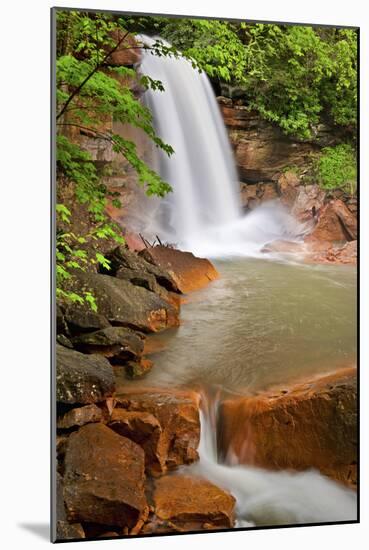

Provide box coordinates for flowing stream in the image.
[133,38,357,526]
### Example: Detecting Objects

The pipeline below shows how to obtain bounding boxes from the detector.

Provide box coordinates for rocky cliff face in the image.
[217,96,343,185]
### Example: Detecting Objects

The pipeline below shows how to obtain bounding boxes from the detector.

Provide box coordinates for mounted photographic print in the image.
[51,7,359,542]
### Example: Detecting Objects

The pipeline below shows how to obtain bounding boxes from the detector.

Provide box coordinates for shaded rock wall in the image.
[218,96,341,184]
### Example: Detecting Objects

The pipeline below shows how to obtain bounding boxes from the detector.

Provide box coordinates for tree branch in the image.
[57,122,111,141]
[56,30,130,121]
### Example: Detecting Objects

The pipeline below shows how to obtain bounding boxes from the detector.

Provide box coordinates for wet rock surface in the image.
[219,368,357,487]
[57,404,103,430]
[108,246,181,293]
[262,240,306,255]
[73,272,180,332]
[307,240,357,265]
[56,345,115,405]
[63,423,148,529]
[291,184,326,222]
[71,326,144,361]
[140,246,219,293]
[63,307,111,334]
[108,409,163,474]
[152,475,236,531]
[240,182,279,209]
[115,389,201,474]
[277,171,300,206]
[123,358,154,379]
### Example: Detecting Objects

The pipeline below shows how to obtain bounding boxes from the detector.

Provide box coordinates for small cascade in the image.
[187,394,357,527]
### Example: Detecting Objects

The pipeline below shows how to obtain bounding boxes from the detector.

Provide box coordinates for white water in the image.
[138,37,308,257]
[186,400,357,526]
[137,37,357,526]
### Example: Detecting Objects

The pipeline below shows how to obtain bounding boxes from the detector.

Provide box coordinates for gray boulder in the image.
[73,272,179,333]
[71,326,144,361]
[56,344,115,405]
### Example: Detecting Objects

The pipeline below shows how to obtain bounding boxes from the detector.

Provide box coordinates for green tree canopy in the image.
[157,19,357,140]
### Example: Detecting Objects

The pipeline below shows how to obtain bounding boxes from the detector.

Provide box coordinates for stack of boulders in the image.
[58,247,184,382]
[56,246,234,540]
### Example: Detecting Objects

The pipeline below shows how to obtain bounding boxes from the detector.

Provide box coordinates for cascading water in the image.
[187,397,357,526]
[134,37,357,526]
[138,36,309,257]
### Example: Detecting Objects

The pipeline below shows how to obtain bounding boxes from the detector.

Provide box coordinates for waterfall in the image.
[138,36,308,257]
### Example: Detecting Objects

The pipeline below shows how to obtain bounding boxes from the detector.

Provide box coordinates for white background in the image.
[1,0,367,548]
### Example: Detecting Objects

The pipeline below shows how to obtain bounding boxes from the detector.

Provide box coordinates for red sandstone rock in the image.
[218,98,323,183]
[56,434,69,460]
[115,389,201,474]
[219,368,357,487]
[152,475,236,531]
[291,184,326,222]
[140,246,219,293]
[57,404,103,430]
[307,240,357,265]
[277,171,300,207]
[63,423,148,529]
[331,199,357,240]
[306,199,357,242]
[262,239,357,265]
[331,240,357,263]
[240,183,259,208]
[219,104,253,128]
[108,409,163,474]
